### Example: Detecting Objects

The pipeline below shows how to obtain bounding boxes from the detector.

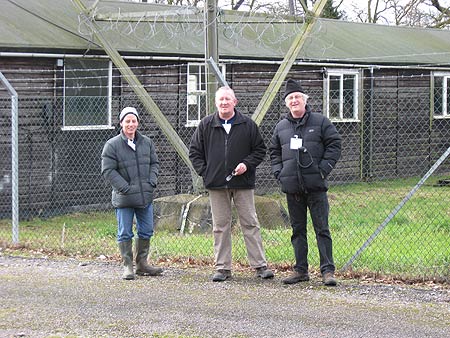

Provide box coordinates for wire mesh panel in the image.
[0,97,13,218]
[0,62,449,282]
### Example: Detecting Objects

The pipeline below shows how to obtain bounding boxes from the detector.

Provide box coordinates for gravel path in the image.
[0,255,449,338]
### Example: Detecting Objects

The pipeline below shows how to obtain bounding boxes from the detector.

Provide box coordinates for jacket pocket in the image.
[142,182,155,193]
[304,172,328,192]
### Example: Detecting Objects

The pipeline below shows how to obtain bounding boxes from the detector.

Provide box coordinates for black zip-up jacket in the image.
[189,110,266,190]
[269,106,341,194]
[101,130,159,208]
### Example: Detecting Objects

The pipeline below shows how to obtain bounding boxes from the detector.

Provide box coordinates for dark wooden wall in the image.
[1,56,449,218]
[0,58,56,218]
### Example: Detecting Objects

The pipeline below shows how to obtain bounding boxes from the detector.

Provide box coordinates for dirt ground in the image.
[0,254,449,338]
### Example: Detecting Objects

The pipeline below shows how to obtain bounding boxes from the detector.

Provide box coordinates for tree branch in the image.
[431,0,450,15]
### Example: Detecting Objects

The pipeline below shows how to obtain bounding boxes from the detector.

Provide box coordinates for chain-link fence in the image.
[0,65,449,282]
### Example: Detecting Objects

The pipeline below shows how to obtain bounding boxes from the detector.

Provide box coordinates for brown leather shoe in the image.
[322,272,337,286]
[282,271,310,284]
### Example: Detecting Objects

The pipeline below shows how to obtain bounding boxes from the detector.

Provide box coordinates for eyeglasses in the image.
[286,94,305,101]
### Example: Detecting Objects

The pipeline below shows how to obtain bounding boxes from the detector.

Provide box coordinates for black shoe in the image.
[255,266,274,279]
[212,269,232,282]
[322,272,337,286]
[282,271,310,284]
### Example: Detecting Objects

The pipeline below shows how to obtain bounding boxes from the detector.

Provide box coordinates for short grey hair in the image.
[216,86,236,100]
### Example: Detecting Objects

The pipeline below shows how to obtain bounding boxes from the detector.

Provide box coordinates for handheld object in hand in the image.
[225,170,237,182]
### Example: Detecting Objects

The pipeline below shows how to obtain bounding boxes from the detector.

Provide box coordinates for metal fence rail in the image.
[0,81,449,282]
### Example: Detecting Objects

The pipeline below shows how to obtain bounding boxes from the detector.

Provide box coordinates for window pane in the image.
[188,74,198,105]
[199,67,206,92]
[187,63,206,126]
[329,75,340,119]
[434,76,443,116]
[343,74,355,119]
[187,64,203,94]
[64,97,108,126]
[64,59,109,127]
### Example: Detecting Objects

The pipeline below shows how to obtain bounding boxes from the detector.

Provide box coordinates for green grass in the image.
[1,176,449,280]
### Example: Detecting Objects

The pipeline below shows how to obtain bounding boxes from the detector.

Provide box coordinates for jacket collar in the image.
[211,109,245,127]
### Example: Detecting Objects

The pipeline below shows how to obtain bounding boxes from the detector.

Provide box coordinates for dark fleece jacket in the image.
[189,109,266,190]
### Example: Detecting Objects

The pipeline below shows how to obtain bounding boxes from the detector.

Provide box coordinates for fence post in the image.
[0,71,19,244]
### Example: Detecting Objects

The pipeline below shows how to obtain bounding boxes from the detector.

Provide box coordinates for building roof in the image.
[1,0,450,66]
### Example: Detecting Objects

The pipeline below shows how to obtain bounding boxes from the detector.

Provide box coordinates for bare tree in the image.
[349,0,395,24]
[430,0,450,27]
[342,0,450,28]
[129,0,450,28]
[164,0,203,6]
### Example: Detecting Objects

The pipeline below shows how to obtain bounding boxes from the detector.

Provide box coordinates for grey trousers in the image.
[208,189,268,271]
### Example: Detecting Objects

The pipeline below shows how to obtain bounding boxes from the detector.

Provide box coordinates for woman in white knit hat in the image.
[101,107,162,280]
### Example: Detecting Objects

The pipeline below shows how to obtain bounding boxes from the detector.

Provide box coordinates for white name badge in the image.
[290,136,303,150]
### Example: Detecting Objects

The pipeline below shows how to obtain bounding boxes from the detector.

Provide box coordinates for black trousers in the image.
[286,191,335,275]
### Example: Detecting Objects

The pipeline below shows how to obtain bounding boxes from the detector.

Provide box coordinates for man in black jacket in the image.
[189,86,274,282]
[269,79,341,286]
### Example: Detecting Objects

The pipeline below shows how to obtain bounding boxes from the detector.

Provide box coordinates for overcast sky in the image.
[127,0,450,24]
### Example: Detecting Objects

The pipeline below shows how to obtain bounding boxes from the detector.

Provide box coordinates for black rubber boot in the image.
[118,240,135,280]
[135,238,163,276]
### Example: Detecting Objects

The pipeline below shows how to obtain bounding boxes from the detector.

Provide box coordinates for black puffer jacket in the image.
[269,107,341,194]
[101,130,159,208]
[189,110,266,190]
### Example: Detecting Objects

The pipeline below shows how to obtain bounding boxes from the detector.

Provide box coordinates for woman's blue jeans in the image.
[286,191,335,275]
[115,203,154,243]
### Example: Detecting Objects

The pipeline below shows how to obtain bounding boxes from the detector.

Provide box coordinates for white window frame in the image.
[324,69,360,122]
[186,62,226,127]
[62,59,113,130]
[432,72,450,119]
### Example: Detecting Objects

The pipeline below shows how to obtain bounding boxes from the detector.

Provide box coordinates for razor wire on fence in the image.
[77,4,306,55]
[0,64,449,282]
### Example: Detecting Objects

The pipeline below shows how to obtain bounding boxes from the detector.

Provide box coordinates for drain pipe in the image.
[0,71,19,244]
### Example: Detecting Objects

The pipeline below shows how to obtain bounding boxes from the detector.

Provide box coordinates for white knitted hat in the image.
[119,107,139,122]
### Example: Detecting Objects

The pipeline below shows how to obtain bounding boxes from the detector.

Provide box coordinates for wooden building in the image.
[0,0,449,218]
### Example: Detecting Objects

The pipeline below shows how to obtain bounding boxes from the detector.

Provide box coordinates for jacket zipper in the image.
[134,143,146,205]
[294,123,307,193]
[224,132,229,188]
